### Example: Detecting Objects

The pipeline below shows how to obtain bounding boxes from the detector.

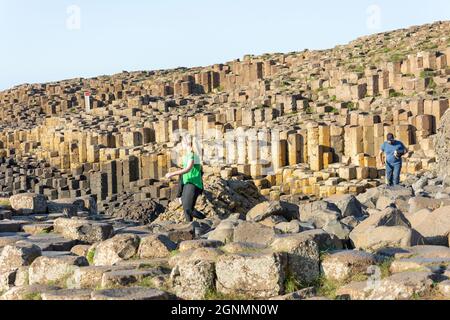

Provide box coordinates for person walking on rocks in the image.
[165,135,206,222]
[379,133,407,186]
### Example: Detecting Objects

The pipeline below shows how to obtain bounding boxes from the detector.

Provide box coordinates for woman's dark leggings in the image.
[181,183,202,222]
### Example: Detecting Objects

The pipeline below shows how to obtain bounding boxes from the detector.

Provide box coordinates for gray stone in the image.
[246,201,287,222]
[29,255,89,285]
[233,221,277,246]
[9,193,47,215]
[91,287,169,300]
[215,252,287,298]
[93,234,140,266]
[138,234,177,259]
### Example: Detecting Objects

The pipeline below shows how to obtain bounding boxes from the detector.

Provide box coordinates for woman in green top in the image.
[165,135,205,222]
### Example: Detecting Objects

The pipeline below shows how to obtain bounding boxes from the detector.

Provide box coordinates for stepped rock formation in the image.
[0,21,450,300]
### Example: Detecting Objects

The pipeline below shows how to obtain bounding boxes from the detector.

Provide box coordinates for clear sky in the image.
[0,0,449,90]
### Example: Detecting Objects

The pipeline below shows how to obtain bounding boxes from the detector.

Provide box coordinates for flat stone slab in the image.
[0,220,29,233]
[21,234,77,251]
[41,289,92,300]
[91,287,169,300]
[22,224,54,235]
[101,268,165,288]
[0,232,29,246]
[390,257,450,273]
[0,285,61,300]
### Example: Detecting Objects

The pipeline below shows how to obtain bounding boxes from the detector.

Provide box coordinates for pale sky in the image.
[0,0,449,90]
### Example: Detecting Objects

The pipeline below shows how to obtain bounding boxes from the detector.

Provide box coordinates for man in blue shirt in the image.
[379,133,407,186]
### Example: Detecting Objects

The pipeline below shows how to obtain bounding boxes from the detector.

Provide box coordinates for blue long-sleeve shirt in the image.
[381,140,406,164]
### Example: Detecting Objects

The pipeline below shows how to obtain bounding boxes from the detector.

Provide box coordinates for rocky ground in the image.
[0,168,450,300]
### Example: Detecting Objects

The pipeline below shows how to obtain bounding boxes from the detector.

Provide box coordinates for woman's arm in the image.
[165,159,194,179]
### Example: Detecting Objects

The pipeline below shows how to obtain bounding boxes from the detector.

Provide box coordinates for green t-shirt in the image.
[182,153,203,190]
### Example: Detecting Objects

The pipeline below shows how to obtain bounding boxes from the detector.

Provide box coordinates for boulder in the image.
[21,234,77,252]
[389,257,450,273]
[299,200,340,222]
[321,250,378,282]
[170,259,216,300]
[101,268,165,288]
[368,271,435,300]
[349,207,420,251]
[137,234,177,259]
[408,197,450,214]
[67,266,114,289]
[29,255,89,285]
[215,252,287,298]
[9,193,47,215]
[93,234,140,266]
[300,229,344,251]
[0,285,61,300]
[0,220,29,233]
[356,188,380,209]
[437,280,450,298]
[271,234,320,284]
[325,194,363,218]
[0,242,41,270]
[53,218,114,243]
[178,239,223,253]
[233,221,277,246]
[406,206,450,246]
[246,201,287,222]
[351,225,424,252]
[275,220,303,234]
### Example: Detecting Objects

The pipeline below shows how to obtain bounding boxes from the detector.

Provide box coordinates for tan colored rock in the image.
[9,193,47,215]
[29,255,89,285]
[53,218,114,243]
[321,250,378,282]
[215,252,287,298]
[138,234,176,259]
[93,234,140,266]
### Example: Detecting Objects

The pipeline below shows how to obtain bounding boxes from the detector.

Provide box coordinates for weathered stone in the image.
[67,266,113,289]
[53,218,114,243]
[325,194,363,218]
[138,234,176,259]
[70,244,91,257]
[29,255,89,285]
[170,259,216,300]
[246,201,287,222]
[368,271,435,300]
[406,206,450,246]
[93,234,140,266]
[91,287,169,300]
[0,242,41,270]
[215,252,287,298]
[1,285,61,300]
[233,221,277,246]
[101,268,165,288]
[41,289,92,300]
[178,239,223,253]
[271,234,320,284]
[22,224,53,235]
[9,193,47,215]
[0,220,29,233]
[437,280,450,298]
[21,234,77,252]
[321,250,378,282]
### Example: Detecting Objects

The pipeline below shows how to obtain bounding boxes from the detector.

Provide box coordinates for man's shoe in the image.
[192,210,206,220]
